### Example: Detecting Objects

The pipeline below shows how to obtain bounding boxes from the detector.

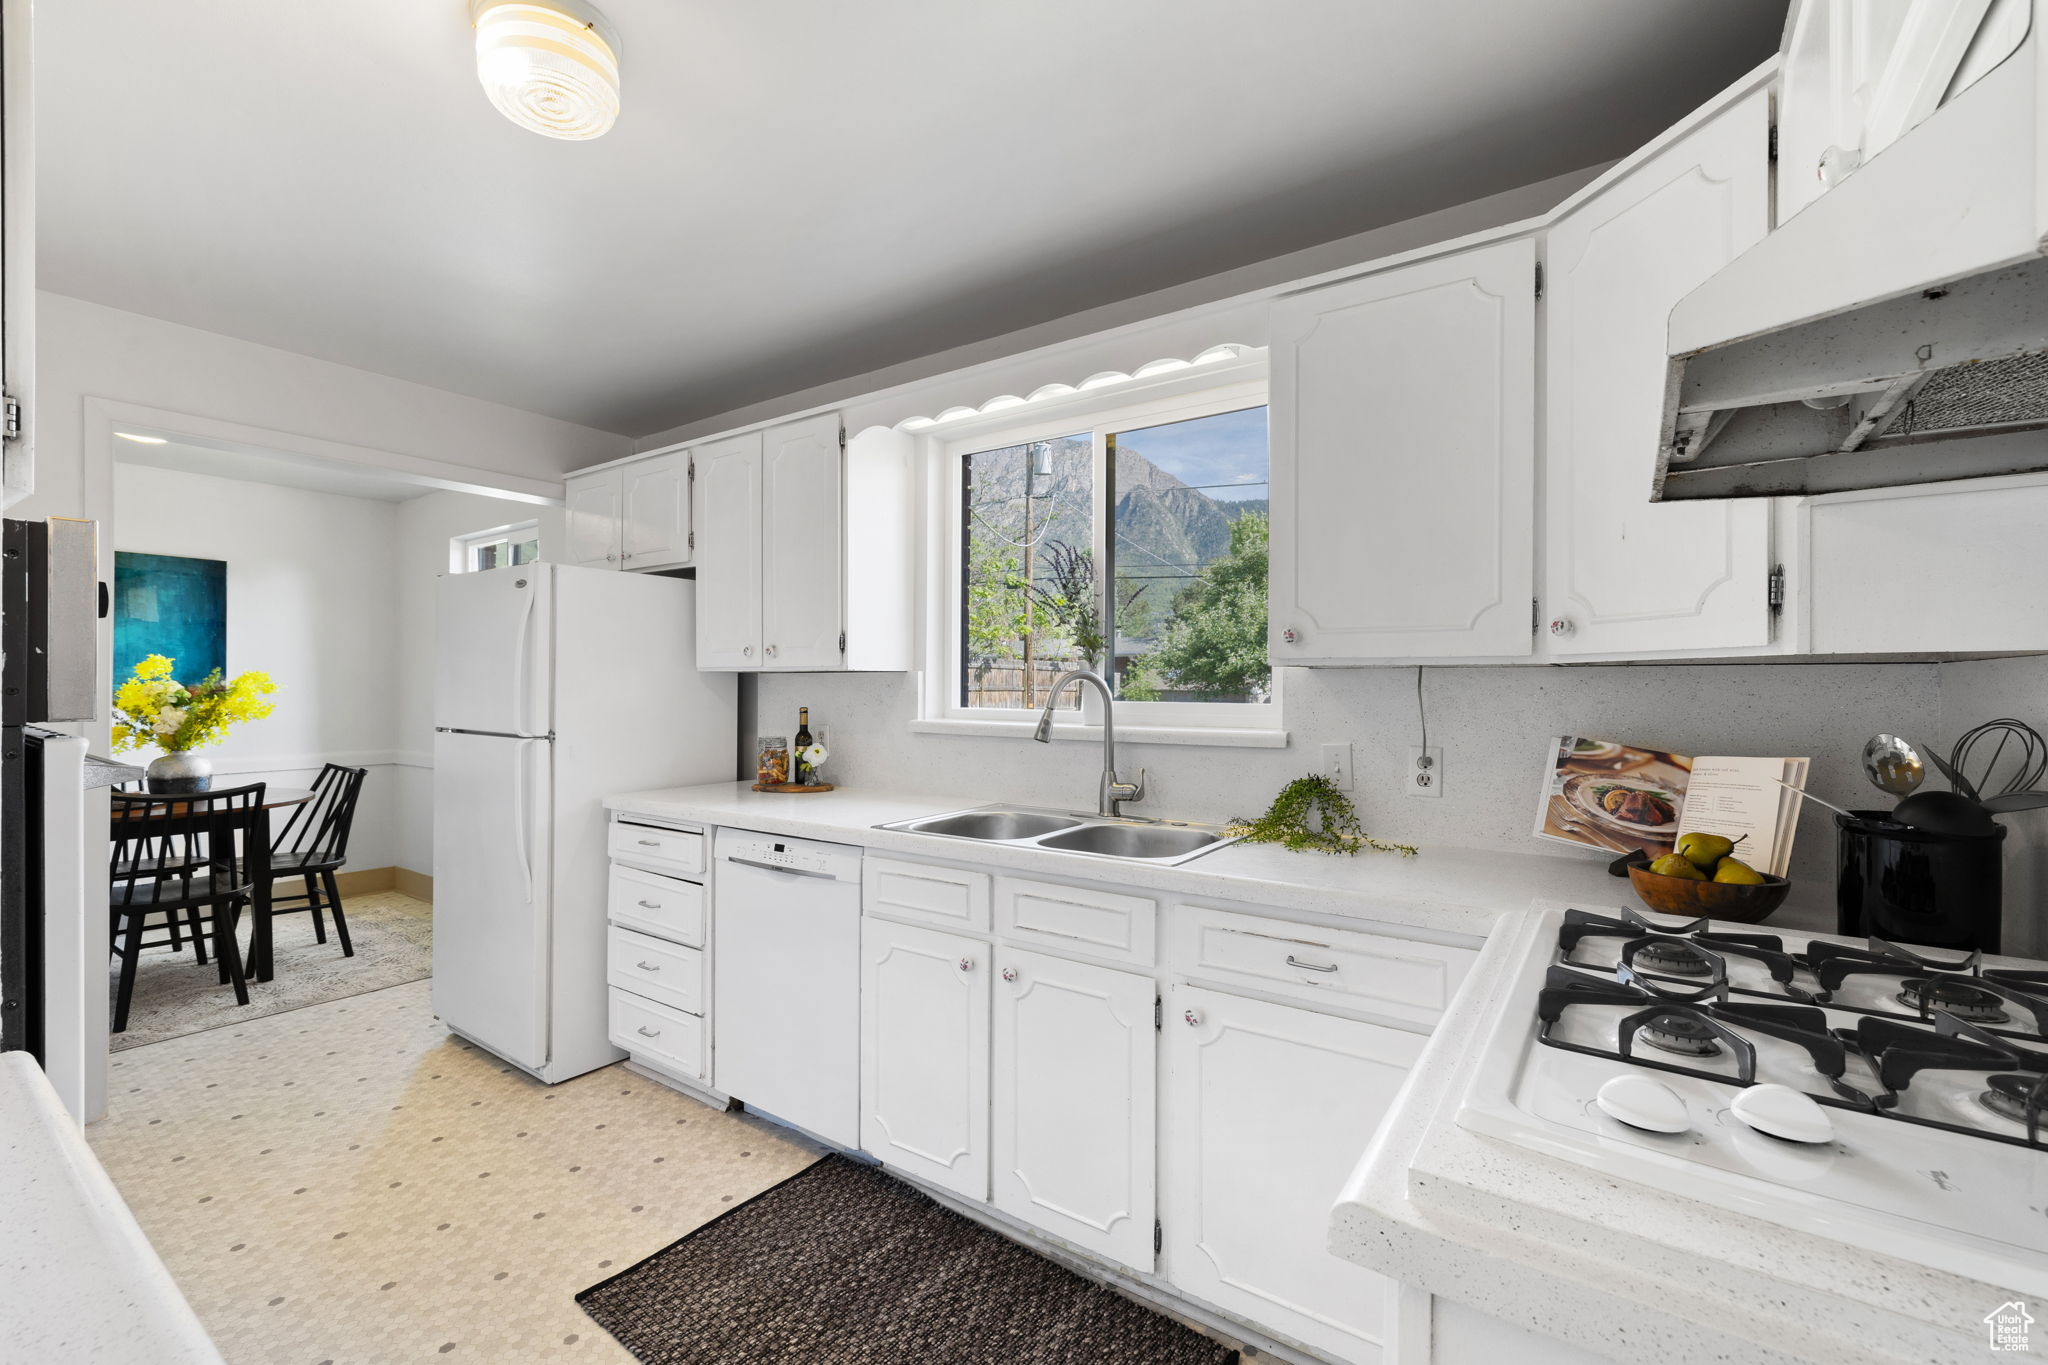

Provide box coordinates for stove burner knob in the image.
[1594,1074,1691,1134]
[1729,1083,1834,1145]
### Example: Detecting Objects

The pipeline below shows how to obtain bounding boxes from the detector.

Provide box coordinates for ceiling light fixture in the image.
[470,0,621,141]
[114,432,168,444]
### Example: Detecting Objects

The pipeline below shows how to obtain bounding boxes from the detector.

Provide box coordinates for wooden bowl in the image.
[1624,858,1792,924]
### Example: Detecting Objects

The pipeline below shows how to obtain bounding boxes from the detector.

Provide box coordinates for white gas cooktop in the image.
[1457,906,2048,1295]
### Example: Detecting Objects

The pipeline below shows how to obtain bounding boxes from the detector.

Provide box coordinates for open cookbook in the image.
[1533,737,1812,876]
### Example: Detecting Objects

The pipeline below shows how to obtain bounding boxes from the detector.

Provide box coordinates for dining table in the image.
[111,785,314,983]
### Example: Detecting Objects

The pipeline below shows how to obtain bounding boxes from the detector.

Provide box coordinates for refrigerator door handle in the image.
[513,738,538,903]
[512,582,538,737]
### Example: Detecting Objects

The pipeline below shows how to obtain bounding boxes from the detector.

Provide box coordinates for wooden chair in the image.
[109,784,269,1034]
[253,763,368,963]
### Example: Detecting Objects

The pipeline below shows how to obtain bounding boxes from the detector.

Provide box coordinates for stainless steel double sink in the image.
[876,804,1239,867]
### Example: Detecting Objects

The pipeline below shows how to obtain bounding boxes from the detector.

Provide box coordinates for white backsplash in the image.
[753,657,2048,949]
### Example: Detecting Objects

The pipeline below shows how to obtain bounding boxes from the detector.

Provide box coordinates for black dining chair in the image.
[109,784,270,1034]
[251,763,368,964]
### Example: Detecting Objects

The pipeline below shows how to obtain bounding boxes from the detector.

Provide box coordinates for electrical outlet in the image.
[1322,742,1353,790]
[1406,746,1443,798]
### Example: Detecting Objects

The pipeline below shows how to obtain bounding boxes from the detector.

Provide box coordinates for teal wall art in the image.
[113,551,226,687]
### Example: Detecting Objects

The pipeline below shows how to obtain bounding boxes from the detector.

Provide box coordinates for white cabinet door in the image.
[760,413,844,670]
[1163,985,1422,1365]
[693,431,763,669]
[991,947,1155,1272]
[563,469,623,569]
[622,450,691,571]
[1543,92,1774,656]
[860,917,989,1201]
[1269,237,1536,662]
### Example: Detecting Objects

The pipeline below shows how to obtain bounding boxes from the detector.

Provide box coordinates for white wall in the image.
[390,489,566,875]
[109,462,403,868]
[20,291,627,527]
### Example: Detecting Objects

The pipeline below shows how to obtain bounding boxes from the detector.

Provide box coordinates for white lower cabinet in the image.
[860,917,990,1200]
[991,946,1156,1272]
[1162,983,1424,1364]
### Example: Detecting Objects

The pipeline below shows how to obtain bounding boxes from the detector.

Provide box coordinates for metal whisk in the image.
[1951,718,2048,799]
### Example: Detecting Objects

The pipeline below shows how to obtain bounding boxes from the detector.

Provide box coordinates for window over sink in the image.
[937,382,1279,738]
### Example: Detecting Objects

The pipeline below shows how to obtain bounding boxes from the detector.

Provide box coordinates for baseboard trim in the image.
[393,868,433,903]
[332,867,397,897]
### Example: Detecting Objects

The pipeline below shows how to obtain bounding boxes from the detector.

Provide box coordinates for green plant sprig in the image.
[1227,772,1418,857]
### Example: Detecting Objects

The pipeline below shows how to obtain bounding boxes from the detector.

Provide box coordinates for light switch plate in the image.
[1322,742,1353,790]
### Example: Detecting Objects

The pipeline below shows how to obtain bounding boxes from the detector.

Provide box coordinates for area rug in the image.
[111,889,434,1051]
[578,1155,1239,1365]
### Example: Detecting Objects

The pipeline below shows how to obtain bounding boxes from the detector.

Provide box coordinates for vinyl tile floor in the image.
[89,977,823,1364]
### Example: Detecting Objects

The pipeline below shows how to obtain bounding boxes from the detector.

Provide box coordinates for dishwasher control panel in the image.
[716,829,863,881]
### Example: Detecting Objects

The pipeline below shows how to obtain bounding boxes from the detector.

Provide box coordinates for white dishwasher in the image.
[712,829,863,1148]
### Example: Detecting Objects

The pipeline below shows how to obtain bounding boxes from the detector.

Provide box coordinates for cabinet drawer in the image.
[607,863,706,946]
[1172,905,1475,1026]
[607,925,707,1015]
[865,856,991,932]
[608,819,705,877]
[995,876,1155,966]
[608,989,707,1082]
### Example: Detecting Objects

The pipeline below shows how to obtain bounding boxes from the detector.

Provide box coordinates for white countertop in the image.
[0,1054,223,1365]
[602,781,1766,941]
[1328,912,2017,1365]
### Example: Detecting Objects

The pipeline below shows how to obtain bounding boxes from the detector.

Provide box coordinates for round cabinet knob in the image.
[1184,1009,1201,1027]
[1001,967,1018,983]
[958,957,975,973]
[605,553,617,562]
[765,644,778,658]
[1280,627,1301,646]
[1548,617,1575,638]
[742,645,753,657]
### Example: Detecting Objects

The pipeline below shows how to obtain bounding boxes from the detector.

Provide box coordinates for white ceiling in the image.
[40,1,1783,437]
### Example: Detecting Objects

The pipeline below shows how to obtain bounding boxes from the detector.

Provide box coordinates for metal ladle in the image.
[1861,734,1924,798]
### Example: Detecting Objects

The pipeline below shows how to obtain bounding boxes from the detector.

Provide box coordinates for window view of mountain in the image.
[961,407,1270,707]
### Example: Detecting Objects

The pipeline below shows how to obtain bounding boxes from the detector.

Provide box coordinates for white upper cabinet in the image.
[991,947,1156,1273]
[1542,89,1775,657]
[621,450,692,571]
[760,414,846,670]
[1269,237,1537,663]
[562,468,623,569]
[693,430,764,669]
[689,412,914,672]
[562,452,690,573]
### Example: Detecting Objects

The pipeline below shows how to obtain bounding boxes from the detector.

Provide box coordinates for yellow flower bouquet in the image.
[111,654,276,791]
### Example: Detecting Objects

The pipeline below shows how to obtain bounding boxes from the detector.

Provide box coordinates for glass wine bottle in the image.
[794,706,814,785]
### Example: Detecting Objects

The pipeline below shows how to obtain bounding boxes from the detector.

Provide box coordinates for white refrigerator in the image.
[431,564,735,1084]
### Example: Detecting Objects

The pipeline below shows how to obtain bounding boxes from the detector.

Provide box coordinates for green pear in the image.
[1648,853,1708,881]
[1712,856,1767,885]
[1676,831,1734,870]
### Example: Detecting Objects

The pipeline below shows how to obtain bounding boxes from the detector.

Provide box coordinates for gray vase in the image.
[146,750,213,794]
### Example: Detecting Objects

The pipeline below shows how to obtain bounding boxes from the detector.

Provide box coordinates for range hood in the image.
[1655,2,2048,500]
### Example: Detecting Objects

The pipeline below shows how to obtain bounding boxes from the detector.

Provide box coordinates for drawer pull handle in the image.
[637,839,660,847]
[636,961,662,972]
[636,1025,660,1038]
[1287,954,1339,973]
[637,899,661,909]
